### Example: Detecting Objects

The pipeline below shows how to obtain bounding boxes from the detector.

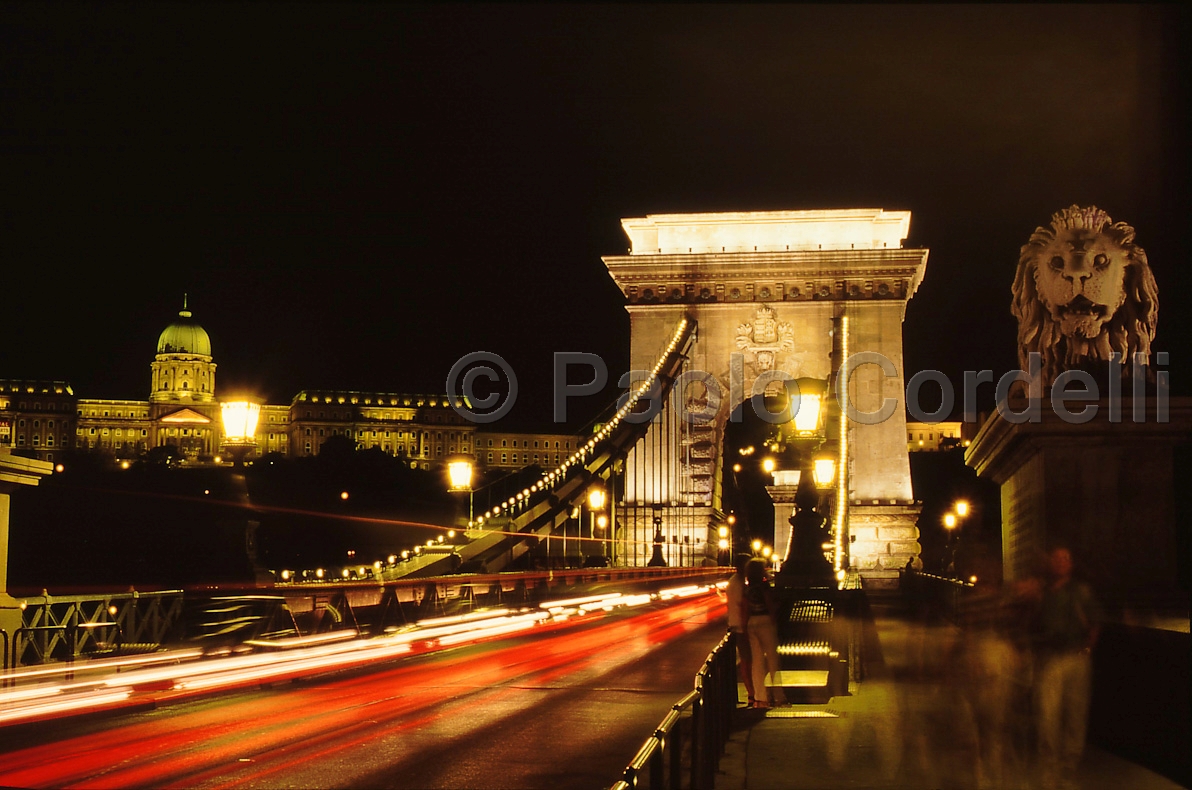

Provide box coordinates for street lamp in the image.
[770,377,837,586]
[446,455,475,525]
[812,455,837,488]
[941,500,969,577]
[588,485,606,559]
[220,398,261,467]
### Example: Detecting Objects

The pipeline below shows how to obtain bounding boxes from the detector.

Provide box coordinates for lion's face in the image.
[1031,226,1129,340]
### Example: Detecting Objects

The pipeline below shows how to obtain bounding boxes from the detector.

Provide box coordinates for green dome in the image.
[157,307,212,356]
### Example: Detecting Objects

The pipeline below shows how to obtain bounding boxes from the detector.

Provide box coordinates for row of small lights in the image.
[470,318,690,529]
[276,529,460,583]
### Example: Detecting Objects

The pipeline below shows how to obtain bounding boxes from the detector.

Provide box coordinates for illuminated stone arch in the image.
[602,210,927,584]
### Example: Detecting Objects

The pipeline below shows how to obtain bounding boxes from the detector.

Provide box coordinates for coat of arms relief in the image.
[735,305,804,377]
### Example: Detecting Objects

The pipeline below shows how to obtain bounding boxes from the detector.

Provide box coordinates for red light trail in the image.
[0,593,727,789]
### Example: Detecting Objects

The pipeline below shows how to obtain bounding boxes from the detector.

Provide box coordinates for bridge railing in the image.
[899,569,975,624]
[9,589,185,669]
[612,631,735,790]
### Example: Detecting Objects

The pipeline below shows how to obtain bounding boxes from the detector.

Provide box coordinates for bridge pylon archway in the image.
[602,210,927,587]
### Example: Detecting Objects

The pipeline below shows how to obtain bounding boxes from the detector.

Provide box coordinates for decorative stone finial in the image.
[180,293,191,319]
[1011,205,1158,391]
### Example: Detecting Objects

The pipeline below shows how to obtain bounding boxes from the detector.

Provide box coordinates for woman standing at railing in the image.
[744,558,788,708]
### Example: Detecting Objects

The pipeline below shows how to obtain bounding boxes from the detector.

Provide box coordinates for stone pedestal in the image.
[965,397,1192,601]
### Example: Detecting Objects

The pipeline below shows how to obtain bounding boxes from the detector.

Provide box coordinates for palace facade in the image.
[0,303,581,470]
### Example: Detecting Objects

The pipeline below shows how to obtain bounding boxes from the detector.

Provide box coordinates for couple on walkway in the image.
[727,553,789,709]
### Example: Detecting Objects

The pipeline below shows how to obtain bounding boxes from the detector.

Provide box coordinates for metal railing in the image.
[612,631,735,790]
[9,589,185,668]
[900,569,975,624]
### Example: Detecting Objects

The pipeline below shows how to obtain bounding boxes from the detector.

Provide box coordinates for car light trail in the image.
[0,588,723,729]
[0,593,726,789]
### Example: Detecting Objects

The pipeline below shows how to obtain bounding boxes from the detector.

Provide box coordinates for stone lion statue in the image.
[1011,205,1158,390]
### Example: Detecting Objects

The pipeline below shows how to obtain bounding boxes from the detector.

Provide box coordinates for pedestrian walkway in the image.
[715,594,1185,789]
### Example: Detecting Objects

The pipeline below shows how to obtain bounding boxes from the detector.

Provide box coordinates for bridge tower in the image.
[603,210,927,586]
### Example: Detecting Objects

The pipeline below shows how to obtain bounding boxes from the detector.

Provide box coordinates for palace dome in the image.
[157,304,212,356]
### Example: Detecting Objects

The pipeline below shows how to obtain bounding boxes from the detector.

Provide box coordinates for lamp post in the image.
[219,399,268,583]
[447,455,475,526]
[941,500,969,577]
[587,485,606,561]
[220,399,261,467]
[770,377,838,588]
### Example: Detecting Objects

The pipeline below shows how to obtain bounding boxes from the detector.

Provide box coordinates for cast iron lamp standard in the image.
[941,500,968,577]
[446,455,475,527]
[587,485,607,561]
[219,398,270,582]
[769,378,839,589]
[220,399,261,468]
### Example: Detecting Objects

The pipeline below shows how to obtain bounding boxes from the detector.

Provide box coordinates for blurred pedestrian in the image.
[955,555,1026,788]
[744,558,788,708]
[726,553,757,706]
[1029,545,1101,789]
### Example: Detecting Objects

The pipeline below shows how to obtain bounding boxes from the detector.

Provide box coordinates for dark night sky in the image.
[2,4,1188,430]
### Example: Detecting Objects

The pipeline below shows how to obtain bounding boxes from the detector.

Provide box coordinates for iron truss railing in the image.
[9,589,185,669]
[251,565,730,642]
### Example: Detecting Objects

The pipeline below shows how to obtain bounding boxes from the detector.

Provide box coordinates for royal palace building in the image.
[1,302,582,470]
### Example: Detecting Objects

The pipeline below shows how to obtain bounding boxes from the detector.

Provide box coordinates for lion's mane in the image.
[1011,205,1158,389]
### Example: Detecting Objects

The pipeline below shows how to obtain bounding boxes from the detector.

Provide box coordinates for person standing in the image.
[1030,545,1101,789]
[744,558,788,708]
[726,553,757,706]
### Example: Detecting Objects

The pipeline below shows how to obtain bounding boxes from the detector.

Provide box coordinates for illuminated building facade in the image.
[2,303,578,471]
[0,380,76,460]
[475,431,583,470]
[905,421,969,452]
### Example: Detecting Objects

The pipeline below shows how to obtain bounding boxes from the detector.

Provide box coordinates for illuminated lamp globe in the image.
[447,457,474,491]
[813,457,837,488]
[220,398,261,467]
[789,377,828,436]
